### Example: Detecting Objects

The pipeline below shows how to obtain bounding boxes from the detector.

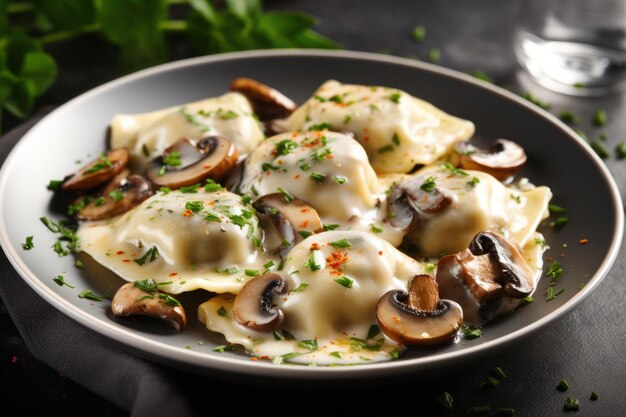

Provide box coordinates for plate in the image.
[0,50,622,381]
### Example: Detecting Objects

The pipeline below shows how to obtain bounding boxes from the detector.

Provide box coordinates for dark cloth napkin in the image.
[0,113,199,417]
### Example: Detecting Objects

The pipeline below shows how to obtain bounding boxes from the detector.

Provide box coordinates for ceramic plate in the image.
[0,50,622,381]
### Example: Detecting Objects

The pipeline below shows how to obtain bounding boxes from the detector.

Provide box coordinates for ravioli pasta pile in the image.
[55,78,552,365]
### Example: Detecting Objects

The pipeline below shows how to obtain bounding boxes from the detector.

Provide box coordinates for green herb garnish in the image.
[420,176,437,192]
[22,236,34,250]
[334,276,354,288]
[133,246,160,266]
[52,275,74,288]
[217,306,228,317]
[309,172,326,183]
[78,290,103,302]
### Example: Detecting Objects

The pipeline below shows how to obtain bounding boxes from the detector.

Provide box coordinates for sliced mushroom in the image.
[75,169,153,221]
[111,283,187,332]
[146,136,238,189]
[253,193,323,258]
[436,230,535,324]
[233,273,286,331]
[230,77,296,121]
[451,139,527,181]
[387,176,453,230]
[62,148,129,192]
[376,274,463,347]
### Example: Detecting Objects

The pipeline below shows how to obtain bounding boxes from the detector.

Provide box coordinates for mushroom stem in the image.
[376,274,463,347]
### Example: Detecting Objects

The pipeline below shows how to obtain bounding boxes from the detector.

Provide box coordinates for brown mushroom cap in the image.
[76,169,153,221]
[230,77,296,121]
[62,148,129,192]
[387,177,453,230]
[451,139,527,181]
[111,282,187,332]
[146,136,238,189]
[233,273,287,331]
[376,274,463,347]
[253,193,323,257]
[436,230,535,324]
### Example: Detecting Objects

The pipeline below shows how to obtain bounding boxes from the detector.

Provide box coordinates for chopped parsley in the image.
[40,217,79,256]
[412,25,426,42]
[78,290,103,302]
[557,379,570,391]
[158,293,181,306]
[553,217,569,228]
[52,275,74,288]
[546,261,564,280]
[298,230,313,239]
[47,179,63,190]
[185,201,204,213]
[204,179,224,192]
[616,141,626,158]
[548,204,567,214]
[392,133,400,146]
[592,109,607,126]
[367,324,381,339]
[323,224,340,231]
[214,266,239,275]
[275,139,299,155]
[309,172,326,183]
[442,161,468,176]
[387,91,401,103]
[429,47,441,62]
[522,92,550,110]
[262,162,280,172]
[563,397,580,411]
[467,406,491,416]
[334,276,354,288]
[304,251,322,271]
[420,176,437,192]
[213,344,236,352]
[297,339,318,351]
[510,194,521,204]
[546,286,564,301]
[83,153,113,175]
[22,236,34,250]
[159,186,171,194]
[333,175,347,185]
[591,140,609,159]
[436,392,454,411]
[217,306,228,317]
[133,278,171,293]
[370,224,384,234]
[244,269,259,277]
[203,212,222,223]
[179,183,201,193]
[330,239,351,249]
[590,392,599,401]
[108,190,124,202]
[467,176,480,187]
[291,283,309,293]
[496,408,515,416]
[133,246,160,266]
[559,111,580,124]
[307,122,332,131]
[343,115,352,124]
[74,259,85,269]
[378,144,394,154]
[460,323,482,339]
[277,187,293,203]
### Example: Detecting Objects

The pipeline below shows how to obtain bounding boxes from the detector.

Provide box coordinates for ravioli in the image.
[198,231,432,364]
[238,131,406,245]
[284,80,475,174]
[78,190,273,294]
[110,92,265,171]
[394,165,552,256]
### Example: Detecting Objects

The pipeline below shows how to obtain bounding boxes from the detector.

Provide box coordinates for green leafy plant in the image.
[0,0,339,131]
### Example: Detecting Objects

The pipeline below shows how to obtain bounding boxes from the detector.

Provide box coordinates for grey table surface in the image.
[1,0,625,416]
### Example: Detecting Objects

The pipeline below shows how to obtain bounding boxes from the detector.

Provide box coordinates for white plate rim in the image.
[0,49,623,379]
